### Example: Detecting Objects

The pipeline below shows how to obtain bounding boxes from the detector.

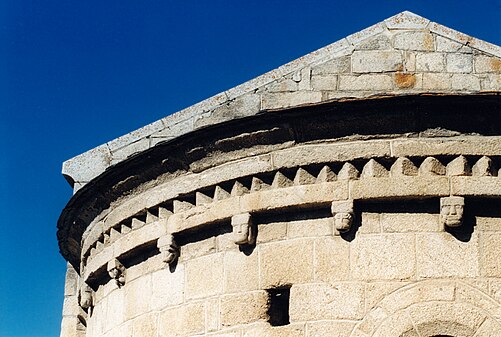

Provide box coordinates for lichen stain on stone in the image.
[490,58,501,72]
[395,73,416,88]
[424,33,434,50]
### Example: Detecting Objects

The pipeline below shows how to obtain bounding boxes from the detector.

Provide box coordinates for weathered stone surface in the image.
[339,74,393,90]
[393,32,434,51]
[124,275,151,320]
[151,265,184,310]
[480,232,501,277]
[185,253,224,300]
[446,53,473,73]
[224,250,259,293]
[290,283,365,320]
[352,51,403,73]
[288,218,332,238]
[381,213,440,233]
[158,301,205,336]
[416,53,445,72]
[422,73,451,90]
[261,91,322,110]
[312,56,351,74]
[351,234,415,280]
[416,232,479,278]
[220,291,269,327]
[314,237,350,283]
[474,55,501,73]
[307,321,357,337]
[259,239,314,288]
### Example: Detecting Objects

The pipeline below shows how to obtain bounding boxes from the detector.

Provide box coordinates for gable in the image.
[62,11,501,188]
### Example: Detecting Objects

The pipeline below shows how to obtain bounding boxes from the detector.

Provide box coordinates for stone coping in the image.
[61,11,501,186]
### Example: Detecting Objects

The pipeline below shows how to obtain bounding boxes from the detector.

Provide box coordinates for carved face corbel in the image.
[231,213,255,245]
[79,283,94,312]
[107,258,126,287]
[331,200,354,235]
[157,234,179,265]
[440,196,465,228]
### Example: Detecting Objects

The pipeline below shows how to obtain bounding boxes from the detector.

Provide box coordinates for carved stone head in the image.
[440,196,465,228]
[158,234,179,264]
[231,213,255,245]
[331,200,354,234]
[107,259,125,287]
[79,284,93,310]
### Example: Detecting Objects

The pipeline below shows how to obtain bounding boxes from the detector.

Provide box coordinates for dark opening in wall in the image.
[267,286,291,326]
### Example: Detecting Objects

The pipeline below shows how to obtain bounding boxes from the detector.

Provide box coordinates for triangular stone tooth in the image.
[293,168,316,185]
[90,247,96,257]
[95,241,103,252]
[214,185,231,201]
[337,163,360,180]
[103,232,110,244]
[121,224,132,234]
[390,157,418,176]
[472,156,493,176]
[158,207,173,220]
[109,228,121,243]
[446,155,471,176]
[419,157,446,175]
[250,177,270,192]
[146,210,158,224]
[272,171,293,188]
[361,159,389,178]
[173,200,194,213]
[231,180,249,197]
[316,165,337,183]
[195,191,213,206]
[131,217,145,230]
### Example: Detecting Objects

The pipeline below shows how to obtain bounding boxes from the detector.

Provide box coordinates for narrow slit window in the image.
[267,286,291,326]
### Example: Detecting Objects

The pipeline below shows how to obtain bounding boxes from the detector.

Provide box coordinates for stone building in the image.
[58,11,501,337]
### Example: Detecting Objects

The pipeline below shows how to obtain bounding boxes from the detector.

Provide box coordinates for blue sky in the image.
[0,1,499,336]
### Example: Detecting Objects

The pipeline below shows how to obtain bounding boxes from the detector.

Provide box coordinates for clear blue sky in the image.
[0,1,499,336]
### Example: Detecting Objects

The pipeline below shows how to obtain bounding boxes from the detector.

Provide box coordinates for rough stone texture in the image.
[59,11,501,337]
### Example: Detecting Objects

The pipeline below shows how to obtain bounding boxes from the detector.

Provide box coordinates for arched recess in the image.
[350,280,501,337]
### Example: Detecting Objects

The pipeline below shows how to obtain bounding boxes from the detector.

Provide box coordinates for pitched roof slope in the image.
[62,11,501,188]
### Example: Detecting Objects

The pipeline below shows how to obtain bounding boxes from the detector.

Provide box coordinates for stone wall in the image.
[58,11,501,337]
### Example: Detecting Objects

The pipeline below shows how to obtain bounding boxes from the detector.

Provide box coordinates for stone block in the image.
[351,234,415,280]
[265,78,298,92]
[290,283,365,320]
[261,91,322,110]
[393,32,434,51]
[359,212,381,234]
[480,232,501,277]
[481,73,501,90]
[347,22,385,45]
[259,239,314,288]
[446,53,473,73]
[436,36,469,53]
[272,141,391,169]
[352,50,403,73]
[394,73,417,89]
[350,177,449,200]
[256,222,287,243]
[355,35,391,50]
[124,275,151,320]
[384,11,430,29]
[372,310,416,337]
[381,213,440,233]
[220,291,269,327]
[312,56,351,75]
[287,218,332,238]
[180,237,216,261]
[416,232,479,278]
[451,176,501,196]
[205,297,219,332]
[311,75,337,90]
[314,237,350,283]
[474,55,501,73]
[64,264,78,296]
[185,253,224,300]
[475,216,501,232]
[391,137,501,157]
[451,74,481,91]
[195,93,261,128]
[151,265,184,311]
[422,73,451,90]
[338,74,393,91]
[307,321,356,337]
[105,289,125,332]
[416,53,445,72]
[242,322,305,337]
[158,301,205,337]
[62,143,112,184]
[365,281,408,310]
[111,138,149,162]
[224,249,259,293]
[131,313,158,337]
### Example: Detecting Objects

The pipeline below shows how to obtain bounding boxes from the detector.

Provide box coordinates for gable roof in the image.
[62,11,501,188]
